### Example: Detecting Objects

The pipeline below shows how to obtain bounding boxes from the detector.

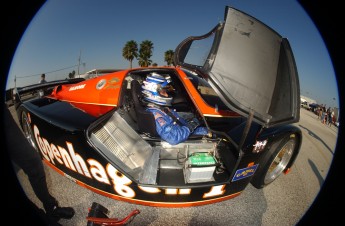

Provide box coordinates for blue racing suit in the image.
[146,107,209,145]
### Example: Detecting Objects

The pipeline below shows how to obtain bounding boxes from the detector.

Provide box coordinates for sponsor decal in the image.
[157,118,166,127]
[96,77,121,90]
[153,111,166,126]
[69,84,86,91]
[33,124,226,200]
[96,79,107,90]
[252,139,267,153]
[232,164,258,182]
[104,77,120,90]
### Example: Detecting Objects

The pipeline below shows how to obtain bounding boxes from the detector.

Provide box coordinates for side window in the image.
[183,69,229,110]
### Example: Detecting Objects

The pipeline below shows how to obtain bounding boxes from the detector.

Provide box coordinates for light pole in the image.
[77,50,82,75]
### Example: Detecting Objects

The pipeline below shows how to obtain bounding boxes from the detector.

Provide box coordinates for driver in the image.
[141,72,209,145]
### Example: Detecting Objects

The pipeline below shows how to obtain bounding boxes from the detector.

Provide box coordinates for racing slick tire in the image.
[21,111,37,150]
[250,134,298,189]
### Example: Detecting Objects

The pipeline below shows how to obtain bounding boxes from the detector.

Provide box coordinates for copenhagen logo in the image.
[33,124,228,201]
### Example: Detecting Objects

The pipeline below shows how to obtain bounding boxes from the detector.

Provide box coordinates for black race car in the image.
[11,6,301,207]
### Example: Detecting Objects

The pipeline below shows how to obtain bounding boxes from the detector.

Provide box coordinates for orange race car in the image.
[12,6,301,207]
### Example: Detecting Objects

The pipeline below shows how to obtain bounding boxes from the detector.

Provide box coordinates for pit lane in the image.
[8,106,338,225]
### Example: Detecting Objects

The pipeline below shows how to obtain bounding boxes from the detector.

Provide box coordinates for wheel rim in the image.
[264,138,296,184]
[21,112,37,150]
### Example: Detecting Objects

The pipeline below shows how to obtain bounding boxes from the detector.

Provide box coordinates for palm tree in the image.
[138,40,154,67]
[164,50,174,66]
[122,40,138,69]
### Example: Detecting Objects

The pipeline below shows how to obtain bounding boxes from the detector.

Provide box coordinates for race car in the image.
[12,6,301,207]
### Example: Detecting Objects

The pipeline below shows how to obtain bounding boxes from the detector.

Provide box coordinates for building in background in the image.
[300,95,317,105]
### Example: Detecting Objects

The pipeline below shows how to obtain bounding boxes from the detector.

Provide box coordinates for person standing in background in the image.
[38,73,47,97]
[39,73,47,84]
[328,108,333,127]
[319,105,323,122]
[325,107,331,125]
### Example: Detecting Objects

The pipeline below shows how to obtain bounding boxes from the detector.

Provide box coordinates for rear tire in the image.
[21,111,37,150]
[250,134,298,189]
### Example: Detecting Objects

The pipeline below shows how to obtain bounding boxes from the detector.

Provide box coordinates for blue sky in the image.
[5,0,339,109]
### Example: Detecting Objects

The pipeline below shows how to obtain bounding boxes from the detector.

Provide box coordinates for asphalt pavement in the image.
[7,107,339,226]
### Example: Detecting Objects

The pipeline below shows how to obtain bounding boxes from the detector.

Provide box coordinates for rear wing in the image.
[12,78,85,109]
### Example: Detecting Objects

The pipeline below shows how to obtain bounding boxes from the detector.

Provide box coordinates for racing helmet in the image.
[141,72,174,106]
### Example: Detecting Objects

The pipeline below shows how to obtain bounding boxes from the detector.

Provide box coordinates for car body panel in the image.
[22,100,97,131]
[174,6,300,128]
[21,103,256,206]
[50,70,128,107]
[49,67,240,119]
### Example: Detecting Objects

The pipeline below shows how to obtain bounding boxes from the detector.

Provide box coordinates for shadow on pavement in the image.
[299,124,334,155]
[308,159,324,187]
